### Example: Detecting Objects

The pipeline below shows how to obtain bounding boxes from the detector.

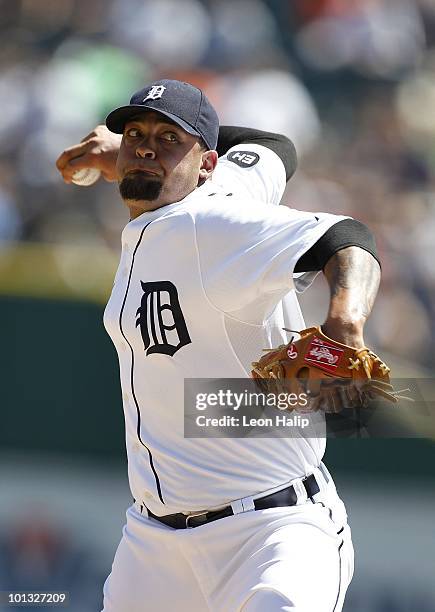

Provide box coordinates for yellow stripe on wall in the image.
[0,241,119,304]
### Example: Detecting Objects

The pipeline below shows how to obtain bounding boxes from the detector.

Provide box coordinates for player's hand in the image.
[56,125,122,184]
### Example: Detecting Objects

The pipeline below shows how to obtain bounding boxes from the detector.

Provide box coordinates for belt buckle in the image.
[185,510,208,528]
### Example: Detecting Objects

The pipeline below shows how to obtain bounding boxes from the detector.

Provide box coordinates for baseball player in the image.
[56,79,383,611]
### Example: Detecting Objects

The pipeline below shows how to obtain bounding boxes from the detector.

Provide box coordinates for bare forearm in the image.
[322,247,381,347]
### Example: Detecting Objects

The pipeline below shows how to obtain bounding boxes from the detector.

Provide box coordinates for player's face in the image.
[116,111,217,218]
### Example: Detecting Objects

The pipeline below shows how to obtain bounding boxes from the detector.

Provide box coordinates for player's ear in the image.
[198,150,218,180]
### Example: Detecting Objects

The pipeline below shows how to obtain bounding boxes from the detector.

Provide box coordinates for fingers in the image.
[56,141,96,183]
[55,125,121,184]
[79,128,106,143]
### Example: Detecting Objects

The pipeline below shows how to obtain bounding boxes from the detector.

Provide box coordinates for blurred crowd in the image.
[0,514,104,611]
[1,0,435,370]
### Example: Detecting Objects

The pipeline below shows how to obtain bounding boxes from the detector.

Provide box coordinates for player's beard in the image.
[119,173,163,202]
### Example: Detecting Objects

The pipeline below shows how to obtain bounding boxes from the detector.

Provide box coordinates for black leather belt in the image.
[146,474,320,529]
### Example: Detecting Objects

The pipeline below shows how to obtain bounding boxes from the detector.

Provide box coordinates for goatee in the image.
[119,173,163,201]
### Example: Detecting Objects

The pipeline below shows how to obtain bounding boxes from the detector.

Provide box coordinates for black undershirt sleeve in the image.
[217,125,297,181]
[294,219,380,273]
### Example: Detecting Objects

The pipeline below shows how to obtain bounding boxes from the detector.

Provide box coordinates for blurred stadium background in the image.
[1,0,435,610]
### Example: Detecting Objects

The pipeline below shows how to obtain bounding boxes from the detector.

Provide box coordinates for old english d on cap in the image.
[106,79,219,150]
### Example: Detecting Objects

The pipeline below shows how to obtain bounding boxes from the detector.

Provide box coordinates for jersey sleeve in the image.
[211,144,286,206]
[193,199,349,318]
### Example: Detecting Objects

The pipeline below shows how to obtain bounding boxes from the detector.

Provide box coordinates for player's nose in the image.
[135,140,156,160]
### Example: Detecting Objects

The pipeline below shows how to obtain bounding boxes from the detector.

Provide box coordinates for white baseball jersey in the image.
[214,143,312,330]
[212,143,287,205]
[103,144,348,516]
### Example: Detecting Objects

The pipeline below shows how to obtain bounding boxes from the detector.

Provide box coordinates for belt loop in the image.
[293,479,308,504]
[240,496,255,512]
[319,462,330,484]
[230,499,244,515]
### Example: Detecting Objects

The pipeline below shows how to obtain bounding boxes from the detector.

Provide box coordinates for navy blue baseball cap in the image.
[106,79,219,150]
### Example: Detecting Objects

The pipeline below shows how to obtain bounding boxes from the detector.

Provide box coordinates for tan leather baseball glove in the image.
[251,326,398,413]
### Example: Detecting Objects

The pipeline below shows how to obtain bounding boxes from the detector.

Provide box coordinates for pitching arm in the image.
[293,218,381,347]
[321,247,381,349]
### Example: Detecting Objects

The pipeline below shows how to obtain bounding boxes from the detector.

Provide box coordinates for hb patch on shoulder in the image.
[227,151,260,168]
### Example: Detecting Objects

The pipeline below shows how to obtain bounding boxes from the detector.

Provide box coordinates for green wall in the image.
[1,296,124,458]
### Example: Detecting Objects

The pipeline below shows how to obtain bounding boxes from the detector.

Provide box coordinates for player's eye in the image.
[125,127,141,138]
[161,132,178,143]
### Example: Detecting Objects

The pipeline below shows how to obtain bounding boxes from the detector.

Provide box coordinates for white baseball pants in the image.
[102,477,354,611]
